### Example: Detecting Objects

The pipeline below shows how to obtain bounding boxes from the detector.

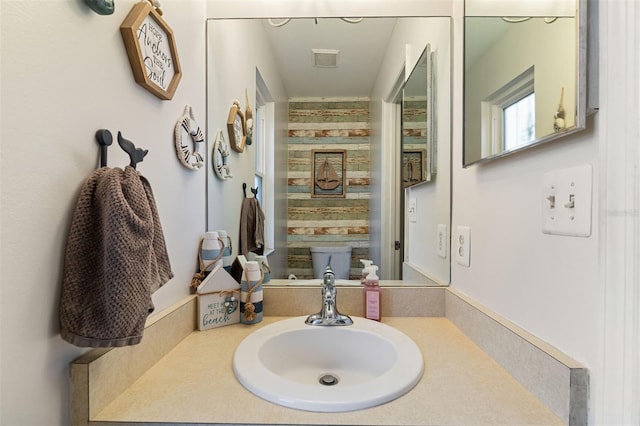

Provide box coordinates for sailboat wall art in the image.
[311,150,346,198]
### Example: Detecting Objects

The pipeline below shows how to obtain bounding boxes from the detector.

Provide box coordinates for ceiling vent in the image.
[312,49,339,68]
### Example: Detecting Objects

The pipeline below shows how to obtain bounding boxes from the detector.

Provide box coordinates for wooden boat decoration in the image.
[315,158,341,190]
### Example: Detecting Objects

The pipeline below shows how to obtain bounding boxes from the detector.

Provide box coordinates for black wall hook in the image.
[242,183,259,198]
[117,131,148,169]
[95,129,113,168]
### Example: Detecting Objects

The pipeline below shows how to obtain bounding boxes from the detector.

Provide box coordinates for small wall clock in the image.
[226,100,246,153]
[120,1,182,100]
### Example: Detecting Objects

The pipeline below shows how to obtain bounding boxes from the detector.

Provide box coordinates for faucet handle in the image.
[323,261,335,286]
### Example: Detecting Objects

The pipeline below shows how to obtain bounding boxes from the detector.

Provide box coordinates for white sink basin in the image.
[232,316,424,412]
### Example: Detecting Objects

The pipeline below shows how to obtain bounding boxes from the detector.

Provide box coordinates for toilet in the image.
[310,246,352,279]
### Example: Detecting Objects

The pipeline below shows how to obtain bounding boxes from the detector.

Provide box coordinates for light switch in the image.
[542,164,592,237]
[408,198,417,223]
[437,224,447,258]
[455,226,470,267]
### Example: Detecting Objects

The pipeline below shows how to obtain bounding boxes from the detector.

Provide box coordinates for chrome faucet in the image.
[305,259,353,326]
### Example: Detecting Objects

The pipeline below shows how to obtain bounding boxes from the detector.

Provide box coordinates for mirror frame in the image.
[462,0,588,167]
[402,45,437,188]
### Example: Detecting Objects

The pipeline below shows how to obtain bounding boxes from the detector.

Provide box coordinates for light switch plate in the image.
[408,198,417,223]
[542,164,592,237]
[455,226,470,267]
[437,224,447,258]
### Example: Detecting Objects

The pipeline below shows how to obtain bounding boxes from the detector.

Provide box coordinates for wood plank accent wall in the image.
[287,98,370,279]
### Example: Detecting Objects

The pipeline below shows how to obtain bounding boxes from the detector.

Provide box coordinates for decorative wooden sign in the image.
[196,265,241,331]
[226,101,246,153]
[120,1,182,100]
[312,149,346,198]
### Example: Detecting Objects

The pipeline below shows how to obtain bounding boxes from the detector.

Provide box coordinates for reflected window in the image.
[254,106,265,207]
[481,66,535,157]
[504,92,535,149]
[253,95,275,251]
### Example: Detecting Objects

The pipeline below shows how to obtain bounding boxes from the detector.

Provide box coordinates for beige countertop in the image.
[92,316,563,425]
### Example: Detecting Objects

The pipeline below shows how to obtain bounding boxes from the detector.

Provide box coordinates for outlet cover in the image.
[408,198,417,223]
[456,226,471,267]
[437,224,447,258]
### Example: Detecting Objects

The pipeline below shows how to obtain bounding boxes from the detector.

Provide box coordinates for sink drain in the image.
[319,374,339,386]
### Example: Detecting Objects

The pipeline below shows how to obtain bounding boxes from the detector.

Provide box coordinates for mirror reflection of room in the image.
[206,17,451,285]
[463,0,584,166]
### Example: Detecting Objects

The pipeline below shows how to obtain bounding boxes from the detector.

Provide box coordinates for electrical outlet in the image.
[437,224,447,258]
[455,226,470,267]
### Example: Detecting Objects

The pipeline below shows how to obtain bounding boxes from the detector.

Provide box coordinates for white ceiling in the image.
[261,18,398,98]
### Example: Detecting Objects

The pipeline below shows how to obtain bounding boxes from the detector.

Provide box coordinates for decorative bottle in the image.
[363,265,381,321]
[217,230,233,273]
[240,261,263,324]
[201,231,223,272]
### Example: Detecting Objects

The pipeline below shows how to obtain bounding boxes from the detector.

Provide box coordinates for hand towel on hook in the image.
[59,166,173,347]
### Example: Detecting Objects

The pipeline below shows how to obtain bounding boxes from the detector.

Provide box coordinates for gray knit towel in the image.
[239,197,265,255]
[59,166,174,347]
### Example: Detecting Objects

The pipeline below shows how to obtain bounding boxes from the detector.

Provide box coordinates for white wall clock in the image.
[174,105,205,170]
[226,100,246,153]
[212,130,233,180]
[120,1,182,100]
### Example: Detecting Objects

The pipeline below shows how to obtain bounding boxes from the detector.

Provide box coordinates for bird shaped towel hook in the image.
[117,131,148,169]
[242,183,259,198]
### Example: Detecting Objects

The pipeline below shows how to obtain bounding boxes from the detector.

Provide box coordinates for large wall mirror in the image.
[463,0,587,166]
[206,17,451,286]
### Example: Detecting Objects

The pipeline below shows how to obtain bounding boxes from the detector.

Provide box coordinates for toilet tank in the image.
[310,246,352,279]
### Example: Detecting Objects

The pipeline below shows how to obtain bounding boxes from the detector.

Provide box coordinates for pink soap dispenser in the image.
[363,265,381,321]
[360,259,373,285]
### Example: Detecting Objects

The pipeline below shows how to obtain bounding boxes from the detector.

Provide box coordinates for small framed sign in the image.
[402,149,426,188]
[120,1,182,100]
[311,149,346,198]
[226,101,246,153]
[196,265,240,331]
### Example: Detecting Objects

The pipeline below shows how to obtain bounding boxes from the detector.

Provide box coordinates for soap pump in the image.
[360,259,373,284]
[363,265,381,321]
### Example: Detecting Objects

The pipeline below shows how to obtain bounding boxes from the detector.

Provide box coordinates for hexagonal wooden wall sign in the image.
[120,1,182,100]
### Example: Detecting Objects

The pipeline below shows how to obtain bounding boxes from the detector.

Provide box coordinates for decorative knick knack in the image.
[245,88,254,146]
[217,230,233,273]
[553,87,566,132]
[190,232,225,292]
[240,261,263,324]
[202,231,224,272]
[254,255,271,284]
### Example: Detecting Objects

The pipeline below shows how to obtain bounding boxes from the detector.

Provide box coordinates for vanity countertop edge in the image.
[70,286,581,425]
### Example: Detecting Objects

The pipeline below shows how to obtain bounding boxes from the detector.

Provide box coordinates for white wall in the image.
[369,17,452,281]
[402,19,452,284]
[205,18,288,274]
[1,0,206,423]
[451,0,640,424]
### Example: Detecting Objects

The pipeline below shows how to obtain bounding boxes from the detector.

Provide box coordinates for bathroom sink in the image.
[232,316,424,412]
